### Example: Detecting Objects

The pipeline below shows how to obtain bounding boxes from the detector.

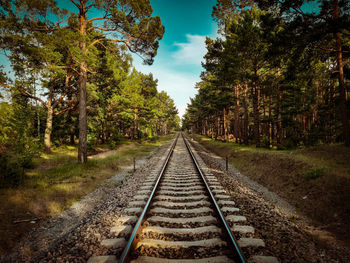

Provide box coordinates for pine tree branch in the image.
[85,3,94,12]
[0,82,48,109]
[318,47,350,53]
[87,16,109,24]
[69,0,80,10]
[54,102,78,116]
[52,89,70,109]
[88,26,115,32]
[89,38,127,48]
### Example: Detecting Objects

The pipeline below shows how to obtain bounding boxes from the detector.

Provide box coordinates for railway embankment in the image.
[189,134,350,261]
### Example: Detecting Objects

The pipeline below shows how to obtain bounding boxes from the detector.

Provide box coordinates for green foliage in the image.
[0,139,39,188]
[108,128,123,149]
[89,55,179,143]
[305,168,325,180]
[0,153,24,187]
[262,135,270,148]
[148,136,159,142]
[279,138,297,150]
[0,102,13,147]
[87,132,97,151]
[1,0,166,162]
[184,0,349,149]
[0,0,176,187]
[0,94,40,187]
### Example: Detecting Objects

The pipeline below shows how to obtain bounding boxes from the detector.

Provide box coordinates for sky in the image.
[132,0,218,118]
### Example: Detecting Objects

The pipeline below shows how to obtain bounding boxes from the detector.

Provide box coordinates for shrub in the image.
[137,129,143,140]
[279,137,298,150]
[109,129,122,149]
[148,136,159,142]
[109,140,116,149]
[0,138,40,188]
[0,153,24,187]
[87,132,97,150]
[305,168,325,180]
[262,135,270,148]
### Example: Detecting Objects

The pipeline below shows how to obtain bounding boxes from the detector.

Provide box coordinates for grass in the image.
[304,168,325,180]
[190,134,350,244]
[0,134,174,256]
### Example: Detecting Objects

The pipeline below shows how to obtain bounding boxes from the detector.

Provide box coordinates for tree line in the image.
[182,0,350,149]
[0,0,172,163]
[0,0,179,186]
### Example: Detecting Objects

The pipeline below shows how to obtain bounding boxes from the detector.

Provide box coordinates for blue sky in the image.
[132,0,218,118]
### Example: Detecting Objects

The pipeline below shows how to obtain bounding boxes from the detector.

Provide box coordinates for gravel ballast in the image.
[4,134,350,263]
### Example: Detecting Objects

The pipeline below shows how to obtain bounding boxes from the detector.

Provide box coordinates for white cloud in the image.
[172,34,207,65]
[134,63,198,119]
[155,68,198,118]
[132,32,220,119]
[177,105,188,120]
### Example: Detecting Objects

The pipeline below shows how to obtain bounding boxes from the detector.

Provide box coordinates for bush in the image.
[87,132,97,150]
[0,153,25,188]
[108,140,117,149]
[262,135,270,148]
[109,129,122,149]
[305,168,325,180]
[279,137,298,150]
[0,94,40,187]
[0,139,40,188]
[148,136,159,142]
[137,129,143,140]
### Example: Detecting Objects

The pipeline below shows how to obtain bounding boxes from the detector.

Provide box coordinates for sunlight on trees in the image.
[183,0,350,149]
[0,1,178,185]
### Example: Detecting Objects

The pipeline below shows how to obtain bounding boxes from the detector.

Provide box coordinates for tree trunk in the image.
[78,62,88,163]
[263,92,267,139]
[268,94,272,147]
[67,91,75,145]
[37,108,40,138]
[228,109,232,140]
[276,84,282,146]
[243,84,249,145]
[133,108,138,139]
[234,85,240,143]
[333,0,350,146]
[252,84,260,146]
[215,114,219,138]
[223,108,228,141]
[44,106,53,153]
[78,2,88,163]
[33,79,41,138]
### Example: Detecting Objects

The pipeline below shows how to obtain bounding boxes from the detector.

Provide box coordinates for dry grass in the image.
[0,134,174,256]
[191,134,350,244]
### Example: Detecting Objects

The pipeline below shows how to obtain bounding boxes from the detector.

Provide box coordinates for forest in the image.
[0,0,350,260]
[182,0,350,149]
[0,0,179,188]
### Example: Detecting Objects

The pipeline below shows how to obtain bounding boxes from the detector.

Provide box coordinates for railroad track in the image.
[88,133,278,263]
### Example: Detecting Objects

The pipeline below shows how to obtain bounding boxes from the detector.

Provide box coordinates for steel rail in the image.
[182,133,246,263]
[119,133,179,263]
